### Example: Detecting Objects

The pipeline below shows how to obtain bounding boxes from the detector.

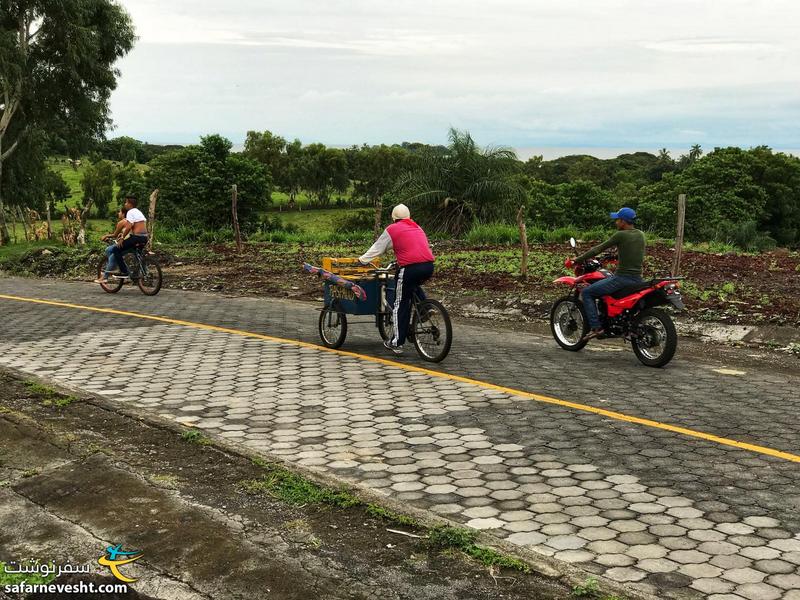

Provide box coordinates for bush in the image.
[526,225,579,244]
[713,220,776,252]
[157,226,235,244]
[147,135,271,235]
[334,209,374,233]
[259,215,300,234]
[466,223,519,245]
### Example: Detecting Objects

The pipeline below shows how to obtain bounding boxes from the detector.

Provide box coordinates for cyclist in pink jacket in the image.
[359,204,435,354]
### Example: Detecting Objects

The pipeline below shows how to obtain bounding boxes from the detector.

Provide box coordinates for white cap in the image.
[391,204,410,220]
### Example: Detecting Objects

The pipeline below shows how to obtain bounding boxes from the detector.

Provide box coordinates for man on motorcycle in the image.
[573,207,645,341]
[359,204,435,355]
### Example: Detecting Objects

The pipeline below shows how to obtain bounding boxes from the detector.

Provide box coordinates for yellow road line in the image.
[2,292,799,464]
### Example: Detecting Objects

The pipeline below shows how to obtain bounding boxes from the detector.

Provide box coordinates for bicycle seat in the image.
[608,282,652,299]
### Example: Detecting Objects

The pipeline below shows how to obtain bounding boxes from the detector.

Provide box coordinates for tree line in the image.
[2,0,799,249]
[5,128,800,250]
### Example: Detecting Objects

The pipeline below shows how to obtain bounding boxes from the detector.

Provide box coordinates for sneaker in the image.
[112,274,130,280]
[383,340,403,355]
[93,277,109,284]
[581,328,605,343]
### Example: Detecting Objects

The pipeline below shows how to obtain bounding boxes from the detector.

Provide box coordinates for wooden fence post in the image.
[231,184,242,253]
[17,206,29,242]
[672,193,686,276]
[146,189,159,250]
[9,208,17,244]
[46,201,53,240]
[373,196,383,239]
[517,205,529,279]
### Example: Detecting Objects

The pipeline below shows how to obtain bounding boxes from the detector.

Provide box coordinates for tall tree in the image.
[81,159,115,218]
[114,162,148,208]
[146,135,271,234]
[299,143,349,206]
[243,130,287,177]
[348,144,410,236]
[0,0,135,244]
[396,128,524,234]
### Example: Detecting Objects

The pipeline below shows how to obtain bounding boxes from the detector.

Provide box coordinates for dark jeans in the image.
[391,262,434,347]
[581,274,643,329]
[112,235,148,275]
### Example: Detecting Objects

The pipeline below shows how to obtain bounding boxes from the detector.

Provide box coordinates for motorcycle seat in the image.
[608,282,652,299]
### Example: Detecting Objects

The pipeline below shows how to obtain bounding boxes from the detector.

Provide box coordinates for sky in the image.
[109,0,800,156]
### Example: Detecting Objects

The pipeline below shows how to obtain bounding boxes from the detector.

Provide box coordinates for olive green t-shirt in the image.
[575,228,646,278]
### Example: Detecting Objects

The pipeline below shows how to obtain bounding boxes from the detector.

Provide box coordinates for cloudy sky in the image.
[110,0,800,155]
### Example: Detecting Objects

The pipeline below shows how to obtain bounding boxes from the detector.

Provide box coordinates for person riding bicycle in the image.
[572,207,646,342]
[111,195,149,280]
[359,204,435,355]
[94,207,128,284]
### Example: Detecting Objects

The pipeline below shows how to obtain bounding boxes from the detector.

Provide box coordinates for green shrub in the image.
[526,225,579,244]
[713,220,776,252]
[258,215,301,235]
[334,209,374,233]
[466,223,519,245]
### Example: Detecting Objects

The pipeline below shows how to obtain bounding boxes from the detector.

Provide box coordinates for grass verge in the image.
[23,380,78,408]
[180,429,213,446]
[241,458,532,573]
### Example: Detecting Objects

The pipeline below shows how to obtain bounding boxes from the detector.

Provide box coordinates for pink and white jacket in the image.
[359,219,435,267]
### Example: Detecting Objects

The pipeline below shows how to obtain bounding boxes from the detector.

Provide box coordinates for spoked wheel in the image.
[319,305,347,349]
[135,254,163,296]
[550,296,589,351]
[411,299,452,362]
[632,307,677,368]
[96,256,124,294]
[377,310,395,342]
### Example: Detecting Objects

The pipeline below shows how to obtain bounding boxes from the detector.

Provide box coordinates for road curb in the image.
[4,365,664,600]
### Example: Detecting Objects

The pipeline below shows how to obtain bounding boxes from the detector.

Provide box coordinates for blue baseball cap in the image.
[610,207,636,222]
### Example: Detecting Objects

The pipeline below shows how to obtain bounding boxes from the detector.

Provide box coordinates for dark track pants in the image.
[112,235,148,275]
[392,262,434,347]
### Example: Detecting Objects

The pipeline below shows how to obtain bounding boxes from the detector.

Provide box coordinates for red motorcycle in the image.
[549,238,685,367]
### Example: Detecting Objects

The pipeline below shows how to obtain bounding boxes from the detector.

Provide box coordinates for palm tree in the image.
[395,128,524,234]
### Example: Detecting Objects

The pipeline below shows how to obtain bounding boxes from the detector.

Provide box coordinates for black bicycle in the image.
[96,242,163,296]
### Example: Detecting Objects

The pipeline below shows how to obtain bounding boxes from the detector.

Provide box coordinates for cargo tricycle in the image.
[316,258,452,363]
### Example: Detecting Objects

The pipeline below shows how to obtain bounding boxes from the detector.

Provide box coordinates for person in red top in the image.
[359,203,435,354]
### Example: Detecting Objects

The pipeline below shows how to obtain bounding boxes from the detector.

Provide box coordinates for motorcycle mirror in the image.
[569,237,576,248]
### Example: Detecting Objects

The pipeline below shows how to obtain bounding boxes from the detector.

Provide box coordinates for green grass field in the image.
[47,159,86,210]
[273,208,361,235]
[47,157,143,212]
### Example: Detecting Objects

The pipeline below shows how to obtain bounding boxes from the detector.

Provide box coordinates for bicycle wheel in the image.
[96,256,123,294]
[319,306,347,348]
[411,299,452,362]
[136,254,163,296]
[377,309,395,342]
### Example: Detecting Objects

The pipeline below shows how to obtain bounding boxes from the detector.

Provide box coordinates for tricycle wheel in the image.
[411,299,452,362]
[319,307,347,348]
[377,312,394,342]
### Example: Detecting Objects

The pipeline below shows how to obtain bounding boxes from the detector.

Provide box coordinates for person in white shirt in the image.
[111,196,148,279]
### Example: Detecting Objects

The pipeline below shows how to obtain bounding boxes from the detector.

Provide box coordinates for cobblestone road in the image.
[1,277,799,600]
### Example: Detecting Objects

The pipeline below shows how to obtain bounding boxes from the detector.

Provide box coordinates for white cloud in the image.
[110,0,800,149]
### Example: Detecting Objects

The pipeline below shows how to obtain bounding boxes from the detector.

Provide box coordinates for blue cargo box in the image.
[323,278,395,315]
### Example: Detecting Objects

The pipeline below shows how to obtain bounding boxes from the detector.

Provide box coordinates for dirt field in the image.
[159,241,800,328]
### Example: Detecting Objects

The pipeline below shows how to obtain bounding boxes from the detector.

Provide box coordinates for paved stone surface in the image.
[1,277,799,599]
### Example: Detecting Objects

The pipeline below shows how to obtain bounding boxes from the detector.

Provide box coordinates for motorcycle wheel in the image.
[632,307,677,368]
[550,296,589,351]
